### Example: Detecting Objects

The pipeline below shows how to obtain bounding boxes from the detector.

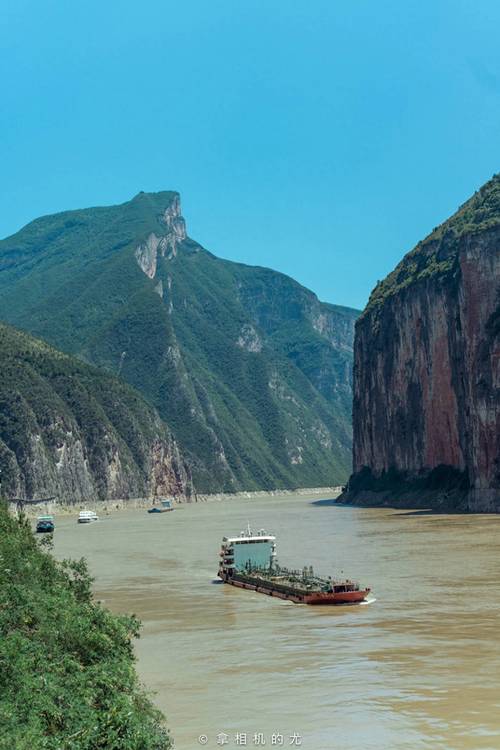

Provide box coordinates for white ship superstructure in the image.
[219,525,276,577]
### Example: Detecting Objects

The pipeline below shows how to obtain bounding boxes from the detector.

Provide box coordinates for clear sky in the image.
[1,1,499,310]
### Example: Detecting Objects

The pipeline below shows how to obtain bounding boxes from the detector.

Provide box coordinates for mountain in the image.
[343,174,500,511]
[0,192,358,492]
[0,322,190,502]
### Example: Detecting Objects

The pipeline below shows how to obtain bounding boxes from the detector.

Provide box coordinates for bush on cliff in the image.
[0,504,172,750]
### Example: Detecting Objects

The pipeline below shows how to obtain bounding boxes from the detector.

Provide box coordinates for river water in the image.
[53,494,500,750]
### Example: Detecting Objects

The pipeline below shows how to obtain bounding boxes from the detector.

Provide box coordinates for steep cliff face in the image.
[0,192,358,492]
[0,323,191,503]
[346,175,500,510]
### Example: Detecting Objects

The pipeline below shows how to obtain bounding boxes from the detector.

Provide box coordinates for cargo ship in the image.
[218,525,370,605]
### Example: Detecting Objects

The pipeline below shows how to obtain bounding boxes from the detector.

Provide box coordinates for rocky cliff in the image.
[0,323,191,503]
[344,174,500,511]
[0,191,358,492]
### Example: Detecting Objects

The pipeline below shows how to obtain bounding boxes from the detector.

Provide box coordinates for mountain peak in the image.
[130,189,180,206]
[365,172,500,314]
[0,192,358,493]
[424,171,500,245]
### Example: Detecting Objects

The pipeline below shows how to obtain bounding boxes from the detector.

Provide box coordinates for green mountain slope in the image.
[0,192,358,492]
[0,322,190,501]
[0,504,172,748]
[366,173,500,314]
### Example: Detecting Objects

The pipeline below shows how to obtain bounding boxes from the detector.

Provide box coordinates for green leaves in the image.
[365,174,500,316]
[0,191,357,493]
[0,506,172,749]
[0,321,189,501]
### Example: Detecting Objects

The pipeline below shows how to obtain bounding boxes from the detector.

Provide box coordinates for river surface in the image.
[53,494,500,750]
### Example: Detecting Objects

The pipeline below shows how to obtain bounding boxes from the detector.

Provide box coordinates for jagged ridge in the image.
[366,173,500,313]
[0,192,358,492]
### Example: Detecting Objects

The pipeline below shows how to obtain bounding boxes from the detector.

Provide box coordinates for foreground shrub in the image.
[0,505,172,749]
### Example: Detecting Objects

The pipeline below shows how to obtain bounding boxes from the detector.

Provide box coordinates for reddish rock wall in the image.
[346,206,500,511]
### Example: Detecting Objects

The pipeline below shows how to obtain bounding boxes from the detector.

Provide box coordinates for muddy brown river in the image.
[53,494,500,750]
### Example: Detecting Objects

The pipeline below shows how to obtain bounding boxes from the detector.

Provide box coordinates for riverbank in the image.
[11,486,343,517]
[0,502,172,749]
[336,486,500,513]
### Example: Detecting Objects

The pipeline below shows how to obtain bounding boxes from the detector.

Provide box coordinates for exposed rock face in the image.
[345,175,500,511]
[0,190,358,493]
[134,198,187,278]
[135,234,166,279]
[0,323,192,503]
[236,324,263,353]
[161,194,187,253]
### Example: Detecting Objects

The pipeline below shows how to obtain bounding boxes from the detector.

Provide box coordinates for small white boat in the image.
[77,510,99,524]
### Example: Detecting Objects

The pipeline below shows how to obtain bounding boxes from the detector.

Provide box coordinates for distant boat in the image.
[36,515,55,533]
[77,510,99,524]
[147,498,175,514]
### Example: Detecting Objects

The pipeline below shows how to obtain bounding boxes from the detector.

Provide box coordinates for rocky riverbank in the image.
[12,486,343,518]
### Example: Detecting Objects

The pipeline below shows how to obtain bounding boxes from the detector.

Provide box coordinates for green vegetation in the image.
[0,191,358,492]
[365,173,500,314]
[0,503,171,749]
[0,322,184,500]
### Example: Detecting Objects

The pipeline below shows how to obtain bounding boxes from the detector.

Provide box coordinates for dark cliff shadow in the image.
[310,498,341,506]
[312,498,442,514]
[389,508,442,516]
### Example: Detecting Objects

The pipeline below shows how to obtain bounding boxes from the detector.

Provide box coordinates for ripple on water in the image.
[53,496,500,750]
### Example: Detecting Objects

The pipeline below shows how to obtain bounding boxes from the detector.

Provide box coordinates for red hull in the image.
[303,590,369,605]
[222,575,370,606]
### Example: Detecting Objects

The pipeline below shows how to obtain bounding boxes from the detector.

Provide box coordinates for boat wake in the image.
[361,596,377,605]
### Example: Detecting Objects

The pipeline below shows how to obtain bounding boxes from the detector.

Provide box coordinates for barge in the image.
[147,498,175,514]
[218,526,370,605]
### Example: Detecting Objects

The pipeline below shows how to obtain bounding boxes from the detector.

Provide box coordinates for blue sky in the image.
[1,0,499,309]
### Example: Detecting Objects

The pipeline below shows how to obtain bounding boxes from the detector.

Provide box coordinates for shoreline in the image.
[336,487,499,514]
[10,486,343,518]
